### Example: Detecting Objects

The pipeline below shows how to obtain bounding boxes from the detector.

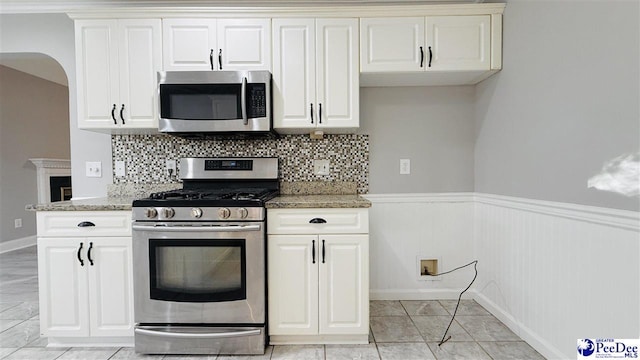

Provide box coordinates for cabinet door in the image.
[37,238,90,337]
[426,15,491,71]
[75,20,119,129]
[163,19,217,71]
[118,19,162,128]
[319,235,369,335]
[316,18,359,131]
[87,237,134,337]
[272,18,316,130]
[360,17,425,72]
[268,235,318,335]
[218,19,271,71]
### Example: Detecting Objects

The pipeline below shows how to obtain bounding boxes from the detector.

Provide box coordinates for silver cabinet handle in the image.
[132,224,261,232]
[135,327,261,339]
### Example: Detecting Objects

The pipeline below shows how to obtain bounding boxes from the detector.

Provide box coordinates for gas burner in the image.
[132,157,279,213]
[150,189,214,200]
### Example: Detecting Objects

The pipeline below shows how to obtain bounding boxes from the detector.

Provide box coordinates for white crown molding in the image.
[0,0,504,16]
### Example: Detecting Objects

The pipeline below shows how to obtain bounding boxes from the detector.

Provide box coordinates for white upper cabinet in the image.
[162,19,217,71]
[426,15,491,71]
[272,18,358,133]
[217,19,271,70]
[360,15,496,86]
[162,18,271,71]
[360,17,425,72]
[75,19,161,130]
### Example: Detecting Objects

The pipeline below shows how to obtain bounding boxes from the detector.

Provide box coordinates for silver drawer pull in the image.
[135,327,261,339]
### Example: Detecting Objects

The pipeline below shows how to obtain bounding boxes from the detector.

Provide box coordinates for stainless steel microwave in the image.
[157,70,276,138]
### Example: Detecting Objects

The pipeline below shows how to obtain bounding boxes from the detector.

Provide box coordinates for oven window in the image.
[149,239,246,302]
[160,84,242,120]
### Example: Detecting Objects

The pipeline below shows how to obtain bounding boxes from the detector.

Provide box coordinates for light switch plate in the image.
[400,159,411,175]
[115,160,126,177]
[313,159,330,176]
[86,161,102,178]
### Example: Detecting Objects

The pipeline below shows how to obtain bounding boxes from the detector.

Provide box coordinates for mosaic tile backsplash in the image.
[111,134,369,194]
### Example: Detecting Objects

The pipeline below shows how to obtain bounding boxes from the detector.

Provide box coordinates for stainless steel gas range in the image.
[131,157,278,355]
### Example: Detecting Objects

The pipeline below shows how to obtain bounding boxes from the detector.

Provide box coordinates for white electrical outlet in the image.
[313,159,330,176]
[166,160,177,176]
[400,159,411,175]
[14,218,22,228]
[114,160,126,177]
[86,161,102,178]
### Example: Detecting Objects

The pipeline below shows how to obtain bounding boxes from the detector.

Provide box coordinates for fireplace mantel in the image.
[30,158,71,203]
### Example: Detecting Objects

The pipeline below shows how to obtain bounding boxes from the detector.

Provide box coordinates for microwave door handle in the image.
[241,76,248,125]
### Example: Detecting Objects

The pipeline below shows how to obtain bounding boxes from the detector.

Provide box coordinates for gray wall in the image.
[0,66,70,243]
[359,86,476,194]
[475,0,640,211]
[0,13,113,200]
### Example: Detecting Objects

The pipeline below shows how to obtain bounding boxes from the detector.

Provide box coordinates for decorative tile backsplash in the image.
[111,134,369,193]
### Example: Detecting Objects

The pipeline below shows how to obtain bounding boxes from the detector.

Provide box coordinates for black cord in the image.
[426,260,478,346]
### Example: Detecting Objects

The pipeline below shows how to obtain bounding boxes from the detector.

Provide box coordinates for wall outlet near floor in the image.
[400,159,411,175]
[86,161,102,178]
[313,159,330,176]
[417,256,441,281]
[14,218,22,228]
[114,160,126,177]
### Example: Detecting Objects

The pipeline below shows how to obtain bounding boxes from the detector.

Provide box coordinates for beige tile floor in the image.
[0,247,545,359]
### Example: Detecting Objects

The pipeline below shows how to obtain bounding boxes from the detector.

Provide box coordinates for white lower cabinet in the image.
[36,211,134,346]
[267,208,369,344]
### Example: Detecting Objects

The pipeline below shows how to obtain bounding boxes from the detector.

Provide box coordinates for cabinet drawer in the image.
[268,208,368,235]
[37,211,132,237]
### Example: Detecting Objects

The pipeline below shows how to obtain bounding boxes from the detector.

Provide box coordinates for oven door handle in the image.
[132,224,261,232]
[135,326,261,339]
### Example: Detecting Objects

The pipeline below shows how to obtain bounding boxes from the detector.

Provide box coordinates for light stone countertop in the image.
[26,197,135,211]
[265,194,371,209]
[26,181,370,211]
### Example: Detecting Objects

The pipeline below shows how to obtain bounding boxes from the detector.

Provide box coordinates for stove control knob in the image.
[145,208,158,219]
[218,208,231,219]
[238,208,249,219]
[162,207,175,219]
[191,208,203,219]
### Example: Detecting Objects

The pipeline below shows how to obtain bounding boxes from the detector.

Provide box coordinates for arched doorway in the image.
[0,52,70,252]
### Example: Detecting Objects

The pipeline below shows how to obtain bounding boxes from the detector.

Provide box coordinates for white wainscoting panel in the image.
[474,193,640,360]
[363,194,476,300]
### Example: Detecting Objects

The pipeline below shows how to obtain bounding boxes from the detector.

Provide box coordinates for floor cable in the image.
[426,260,479,346]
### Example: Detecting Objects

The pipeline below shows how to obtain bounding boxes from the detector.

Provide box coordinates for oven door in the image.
[132,222,265,324]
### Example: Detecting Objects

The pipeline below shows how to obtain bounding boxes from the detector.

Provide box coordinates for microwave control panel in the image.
[247,84,267,119]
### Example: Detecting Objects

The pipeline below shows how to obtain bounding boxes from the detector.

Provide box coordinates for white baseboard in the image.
[473,291,569,360]
[370,289,474,301]
[0,235,36,254]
